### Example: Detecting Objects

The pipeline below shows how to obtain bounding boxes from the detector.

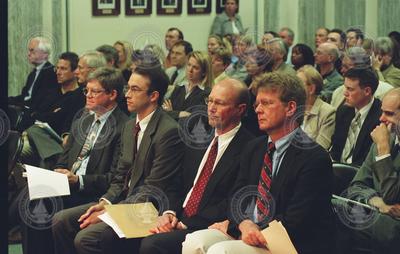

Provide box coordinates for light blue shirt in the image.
[252,127,300,222]
[76,106,116,190]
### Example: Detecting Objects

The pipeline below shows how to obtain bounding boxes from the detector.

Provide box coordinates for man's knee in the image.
[182,229,228,254]
[52,211,67,236]
[139,235,159,254]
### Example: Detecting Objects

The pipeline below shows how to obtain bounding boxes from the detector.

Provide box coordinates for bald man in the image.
[139,79,255,254]
[314,42,343,103]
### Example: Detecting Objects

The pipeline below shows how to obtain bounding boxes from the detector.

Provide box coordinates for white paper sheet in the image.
[98,212,126,238]
[24,164,70,200]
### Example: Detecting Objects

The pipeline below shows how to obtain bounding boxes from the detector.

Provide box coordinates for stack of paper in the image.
[261,220,298,254]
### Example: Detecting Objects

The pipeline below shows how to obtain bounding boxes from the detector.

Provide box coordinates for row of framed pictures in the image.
[93,0,239,16]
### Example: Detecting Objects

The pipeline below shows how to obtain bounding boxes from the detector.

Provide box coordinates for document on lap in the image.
[24,164,70,200]
[100,203,159,238]
[261,220,298,254]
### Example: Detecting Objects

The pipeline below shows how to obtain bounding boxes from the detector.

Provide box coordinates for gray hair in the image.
[267,38,288,56]
[374,37,394,56]
[279,27,295,40]
[81,51,107,69]
[344,46,371,67]
[32,36,51,55]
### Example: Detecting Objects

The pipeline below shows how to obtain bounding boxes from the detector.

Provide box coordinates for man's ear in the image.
[364,86,372,97]
[149,90,160,104]
[286,101,297,117]
[109,89,118,101]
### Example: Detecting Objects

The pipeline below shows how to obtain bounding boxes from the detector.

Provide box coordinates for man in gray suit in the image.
[345,88,400,254]
[52,66,184,254]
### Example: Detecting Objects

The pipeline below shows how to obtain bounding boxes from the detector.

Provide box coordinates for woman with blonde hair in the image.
[113,40,133,80]
[297,65,336,150]
[207,34,232,56]
[163,51,213,119]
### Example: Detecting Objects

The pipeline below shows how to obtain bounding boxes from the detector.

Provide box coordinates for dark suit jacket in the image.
[230,131,334,254]
[176,126,254,230]
[330,99,382,166]
[9,61,59,112]
[102,107,184,210]
[168,85,209,120]
[54,107,128,200]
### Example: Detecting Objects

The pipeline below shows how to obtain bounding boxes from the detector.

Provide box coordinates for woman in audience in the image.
[212,47,232,84]
[243,46,274,136]
[291,43,315,70]
[207,34,232,56]
[297,65,336,150]
[210,0,244,37]
[113,40,133,81]
[163,51,213,119]
[225,34,253,81]
[261,30,279,45]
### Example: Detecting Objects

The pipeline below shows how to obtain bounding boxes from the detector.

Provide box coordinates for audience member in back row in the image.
[21,67,129,254]
[210,0,244,37]
[291,43,315,71]
[314,42,343,103]
[20,52,84,168]
[163,51,212,120]
[225,34,253,82]
[207,34,232,56]
[315,27,329,48]
[264,38,296,76]
[340,88,400,254]
[164,27,184,69]
[211,46,232,84]
[372,37,400,88]
[9,36,59,131]
[278,27,295,65]
[297,65,336,150]
[113,40,133,81]
[346,27,364,48]
[182,72,334,254]
[165,40,193,87]
[331,47,393,109]
[330,67,381,166]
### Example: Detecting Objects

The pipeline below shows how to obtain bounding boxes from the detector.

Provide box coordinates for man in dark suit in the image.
[139,78,255,254]
[182,72,334,254]
[8,36,59,131]
[337,88,400,254]
[330,67,382,166]
[21,67,129,254]
[52,66,184,254]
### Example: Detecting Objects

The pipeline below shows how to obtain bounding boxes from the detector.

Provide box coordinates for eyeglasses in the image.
[123,85,148,94]
[82,88,106,97]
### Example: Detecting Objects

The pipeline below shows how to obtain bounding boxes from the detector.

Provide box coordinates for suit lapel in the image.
[129,108,161,190]
[198,127,245,210]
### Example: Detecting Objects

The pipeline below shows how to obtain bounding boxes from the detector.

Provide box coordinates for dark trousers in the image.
[139,229,194,254]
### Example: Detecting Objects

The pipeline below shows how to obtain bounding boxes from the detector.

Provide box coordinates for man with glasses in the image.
[139,78,254,254]
[182,72,333,254]
[21,67,128,254]
[52,66,184,254]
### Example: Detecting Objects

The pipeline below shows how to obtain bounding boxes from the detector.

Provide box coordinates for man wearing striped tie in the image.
[182,72,334,254]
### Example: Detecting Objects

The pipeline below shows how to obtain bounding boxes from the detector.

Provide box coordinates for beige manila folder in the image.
[100,202,159,238]
[261,220,298,254]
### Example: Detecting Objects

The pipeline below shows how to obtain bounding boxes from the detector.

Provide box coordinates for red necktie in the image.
[184,137,219,217]
[256,142,275,220]
[123,122,141,191]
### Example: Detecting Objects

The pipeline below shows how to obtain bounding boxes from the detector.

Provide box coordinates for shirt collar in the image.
[268,127,299,153]
[136,109,156,132]
[91,105,116,124]
[355,97,374,122]
[35,61,47,71]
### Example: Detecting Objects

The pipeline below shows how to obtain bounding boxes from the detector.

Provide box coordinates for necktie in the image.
[71,119,101,174]
[184,137,219,217]
[123,122,141,191]
[170,69,178,85]
[256,142,275,220]
[341,112,361,163]
[24,68,39,101]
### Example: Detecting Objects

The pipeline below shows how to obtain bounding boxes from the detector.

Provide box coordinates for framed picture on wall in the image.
[216,0,239,14]
[188,0,211,14]
[125,0,152,15]
[92,0,121,16]
[157,0,182,15]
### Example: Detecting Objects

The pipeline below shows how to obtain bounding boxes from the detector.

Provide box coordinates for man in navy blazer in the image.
[139,78,254,254]
[330,67,382,166]
[182,72,334,254]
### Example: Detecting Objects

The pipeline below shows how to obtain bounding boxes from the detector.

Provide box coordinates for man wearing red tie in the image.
[182,72,334,254]
[139,78,254,254]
